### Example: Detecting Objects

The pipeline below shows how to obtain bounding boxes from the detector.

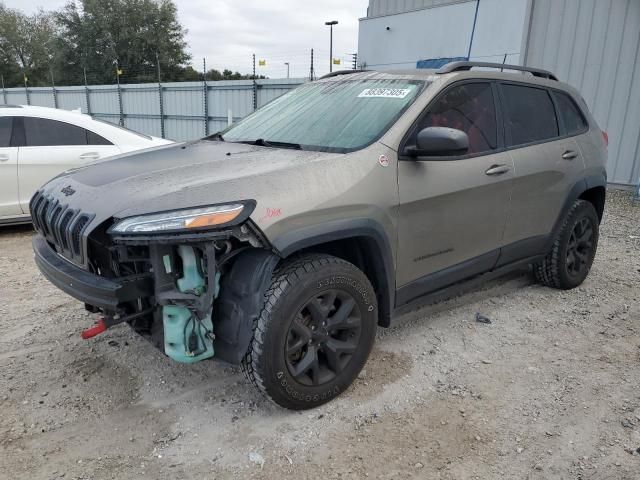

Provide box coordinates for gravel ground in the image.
[0,189,639,480]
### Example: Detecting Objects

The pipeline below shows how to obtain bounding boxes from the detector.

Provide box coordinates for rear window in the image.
[92,117,152,140]
[87,130,113,145]
[0,117,11,147]
[502,84,559,146]
[552,91,588,135]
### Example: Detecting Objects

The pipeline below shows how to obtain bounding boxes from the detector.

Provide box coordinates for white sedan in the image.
[0,105,173,225]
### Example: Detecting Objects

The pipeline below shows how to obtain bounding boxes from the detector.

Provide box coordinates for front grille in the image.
[72,216,89,255]
[30,191,93,266]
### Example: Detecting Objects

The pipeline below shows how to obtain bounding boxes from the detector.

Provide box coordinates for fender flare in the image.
[213,219,396,363]
[546,171,607,251]
[273,218,395,327]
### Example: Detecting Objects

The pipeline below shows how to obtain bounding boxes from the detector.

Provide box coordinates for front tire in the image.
[534,199,599,289]
[242,254,377,410]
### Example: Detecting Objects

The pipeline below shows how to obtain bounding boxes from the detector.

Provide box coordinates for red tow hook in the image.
[81,319,107,339]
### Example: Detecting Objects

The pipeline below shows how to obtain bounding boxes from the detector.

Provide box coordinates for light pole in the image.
[325,20,338,73]
[284,62,290,79]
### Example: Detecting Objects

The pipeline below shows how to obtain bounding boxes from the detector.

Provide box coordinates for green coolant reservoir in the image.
[162,245,216,363]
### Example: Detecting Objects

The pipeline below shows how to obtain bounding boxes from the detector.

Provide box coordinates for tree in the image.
[204,68,266,81]
[0,3,58,87]
[54,0,191,85]
[0,0,266,87]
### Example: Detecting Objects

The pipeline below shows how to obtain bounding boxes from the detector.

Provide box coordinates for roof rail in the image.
[436,61,558,81]
[319,69,369,79]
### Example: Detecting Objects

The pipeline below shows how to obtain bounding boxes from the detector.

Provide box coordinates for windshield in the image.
[221,78,425,153]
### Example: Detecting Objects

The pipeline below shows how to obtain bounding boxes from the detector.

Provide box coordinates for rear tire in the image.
[534,199,599,289]
[242,254,377,410]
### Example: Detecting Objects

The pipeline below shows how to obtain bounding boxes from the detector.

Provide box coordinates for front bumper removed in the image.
[32,235,153,311]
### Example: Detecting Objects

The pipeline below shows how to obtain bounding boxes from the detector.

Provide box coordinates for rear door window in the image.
[501,84,559,146]
[0,117,12,147]
[23,117,88,146]
[552,91,588,135]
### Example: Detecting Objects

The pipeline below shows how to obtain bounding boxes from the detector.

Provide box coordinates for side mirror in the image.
[405,126,469,158]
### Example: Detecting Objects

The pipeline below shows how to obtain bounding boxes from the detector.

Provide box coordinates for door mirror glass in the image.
[407,126,469,157]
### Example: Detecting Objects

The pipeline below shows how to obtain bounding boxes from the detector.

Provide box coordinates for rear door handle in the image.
[485,164,510,176]
[0,154,9,162]
[562,150,579,160]
[79,152,100,160]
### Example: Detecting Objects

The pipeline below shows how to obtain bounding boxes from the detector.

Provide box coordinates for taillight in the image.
[602,131,609,147]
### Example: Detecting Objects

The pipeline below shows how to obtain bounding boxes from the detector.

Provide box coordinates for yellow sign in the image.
[117,68,123,75]
[23,74,28,82]
[258,59,266,66]
[333,58,341,65]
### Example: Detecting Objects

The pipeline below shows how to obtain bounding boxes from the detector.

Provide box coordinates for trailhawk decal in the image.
[358,88,412,99]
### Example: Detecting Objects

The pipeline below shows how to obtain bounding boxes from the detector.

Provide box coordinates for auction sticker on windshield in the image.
[358,88,412,99]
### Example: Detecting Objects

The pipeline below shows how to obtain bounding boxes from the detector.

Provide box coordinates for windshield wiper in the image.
[204,132,225,141]
[239,138,302,150]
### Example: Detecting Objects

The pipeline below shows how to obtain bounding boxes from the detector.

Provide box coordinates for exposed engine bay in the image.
[72,219,278,364]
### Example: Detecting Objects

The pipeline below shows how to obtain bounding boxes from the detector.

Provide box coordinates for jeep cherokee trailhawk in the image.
[31,62,607,409]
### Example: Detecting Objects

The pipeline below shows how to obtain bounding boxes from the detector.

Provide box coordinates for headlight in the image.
[109,203,247,234]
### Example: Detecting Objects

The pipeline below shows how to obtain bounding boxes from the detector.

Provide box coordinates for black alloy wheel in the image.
[242,254,377,410]
[566,216,594,278]
[534,199,600,290]
[285,289,362,387]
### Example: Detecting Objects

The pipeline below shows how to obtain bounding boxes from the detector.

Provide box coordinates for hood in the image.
[41,139,342,225]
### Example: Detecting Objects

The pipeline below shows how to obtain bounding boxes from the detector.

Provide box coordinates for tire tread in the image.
[534,199,597,289]
[241,254,366,407]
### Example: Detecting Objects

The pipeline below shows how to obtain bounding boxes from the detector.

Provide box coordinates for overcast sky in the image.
[4,0,369,78]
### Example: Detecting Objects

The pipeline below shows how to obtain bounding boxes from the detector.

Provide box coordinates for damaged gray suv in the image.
[32,62,608,409]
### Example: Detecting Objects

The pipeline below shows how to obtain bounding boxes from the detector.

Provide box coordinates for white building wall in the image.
[524,0,640,186]
[468,0,529,65]
[358,2,477,69]
[367,0,472,17]
[358,0,528,70]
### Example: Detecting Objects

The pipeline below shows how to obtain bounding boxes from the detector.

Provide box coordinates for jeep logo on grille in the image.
[61,185,76,197]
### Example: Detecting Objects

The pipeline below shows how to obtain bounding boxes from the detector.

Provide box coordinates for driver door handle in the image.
[485,164,510,176]
[0,154,9,162]
[562,150,579,160]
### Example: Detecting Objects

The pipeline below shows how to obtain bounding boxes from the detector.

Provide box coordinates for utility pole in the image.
[351,53,358,70]
[284,62,290,79]
[325,20,338,73]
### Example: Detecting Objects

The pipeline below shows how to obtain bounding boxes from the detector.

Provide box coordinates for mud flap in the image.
[213,249,280,364]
